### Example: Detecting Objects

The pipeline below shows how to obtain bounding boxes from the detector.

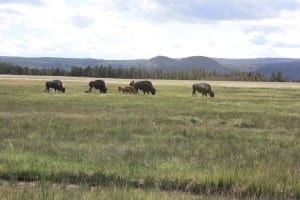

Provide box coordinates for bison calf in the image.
[123,86,137,94]
[45,80,65,93]
[192,83,214,97]
[117,86,137,94]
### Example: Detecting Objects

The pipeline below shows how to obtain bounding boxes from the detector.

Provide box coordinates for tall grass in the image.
[0,78,299,199]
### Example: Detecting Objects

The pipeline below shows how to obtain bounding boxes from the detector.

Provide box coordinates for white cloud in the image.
[1,0,300,59]
[0,0,46,6]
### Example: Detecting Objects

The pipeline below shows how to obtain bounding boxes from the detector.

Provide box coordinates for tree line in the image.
[0,61,289,82]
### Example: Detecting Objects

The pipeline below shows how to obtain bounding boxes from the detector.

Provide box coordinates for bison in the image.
[121,86,137,94]
[118,86,123,93]
[192,83,214,97]
[130,80,156,95]
[45,80,65,93]
[86,80,107,93]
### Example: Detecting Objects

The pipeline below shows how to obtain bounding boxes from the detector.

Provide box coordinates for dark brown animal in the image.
[86,80,107,93]
[192,83,214,97]
[130,80,156,95]
[45,80,65,93]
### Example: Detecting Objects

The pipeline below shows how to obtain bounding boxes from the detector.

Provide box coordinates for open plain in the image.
[0,75,300,199]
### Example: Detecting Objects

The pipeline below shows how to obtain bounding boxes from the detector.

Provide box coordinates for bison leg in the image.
[45,86,50,93]
[192,89,196,97]
[133,88,139,95]
[45,83,50,93]
[131,88,137,95]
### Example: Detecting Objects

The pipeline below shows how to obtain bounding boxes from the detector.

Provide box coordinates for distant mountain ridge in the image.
[0,55,229,73]
[0,55,300,80]
[216,58,300,81]
[149,56,228,72]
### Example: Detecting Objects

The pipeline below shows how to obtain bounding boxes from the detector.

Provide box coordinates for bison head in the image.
[130,80,135,86]
[150,88,156,95]
[61,87,66,93]
[209,91,214,97]
[100,87,107,93]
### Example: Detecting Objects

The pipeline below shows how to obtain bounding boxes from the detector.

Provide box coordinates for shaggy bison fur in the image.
[86,80,107,93]
[130,80,156,95]
[45,80,65,93]
[192,83,214,97]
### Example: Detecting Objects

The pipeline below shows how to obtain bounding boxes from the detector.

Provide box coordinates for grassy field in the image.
[0,75,300,199]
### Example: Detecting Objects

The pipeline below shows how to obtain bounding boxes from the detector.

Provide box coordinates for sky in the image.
[1,0,300,59]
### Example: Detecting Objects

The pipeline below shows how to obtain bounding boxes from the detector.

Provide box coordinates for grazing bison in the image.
[123,86,137,94]
[192,83,214,97]
[45,80,65,93]
[86,80,107,93]
[130,80,156,95]
[117,86,137,94]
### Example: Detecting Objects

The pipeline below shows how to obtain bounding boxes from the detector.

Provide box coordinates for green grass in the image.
[0,78,300,199]
[0,181,230,200]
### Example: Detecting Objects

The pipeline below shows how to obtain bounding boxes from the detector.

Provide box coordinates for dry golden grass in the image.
[1,74,299,89]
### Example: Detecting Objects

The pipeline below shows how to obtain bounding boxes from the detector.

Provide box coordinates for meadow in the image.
[0,75,300,199]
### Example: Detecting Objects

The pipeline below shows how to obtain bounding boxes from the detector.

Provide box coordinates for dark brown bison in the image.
[192,83,214,97]
[45,80,65,93]
[86,80,107,93]
[130,80,156,95]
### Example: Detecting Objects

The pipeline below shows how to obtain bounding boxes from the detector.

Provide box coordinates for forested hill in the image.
[0,56,229,73]
[216,58,300,81]
[1,56,300,80]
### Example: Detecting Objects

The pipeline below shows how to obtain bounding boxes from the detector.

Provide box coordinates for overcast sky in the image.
[1,0,300,59]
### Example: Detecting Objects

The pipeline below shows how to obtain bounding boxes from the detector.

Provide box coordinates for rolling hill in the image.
[0,56,300,80]
[216,58,300,81]
[0,55,229,72]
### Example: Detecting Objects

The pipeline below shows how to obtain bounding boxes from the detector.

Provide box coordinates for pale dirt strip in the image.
[1,74,300,89]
